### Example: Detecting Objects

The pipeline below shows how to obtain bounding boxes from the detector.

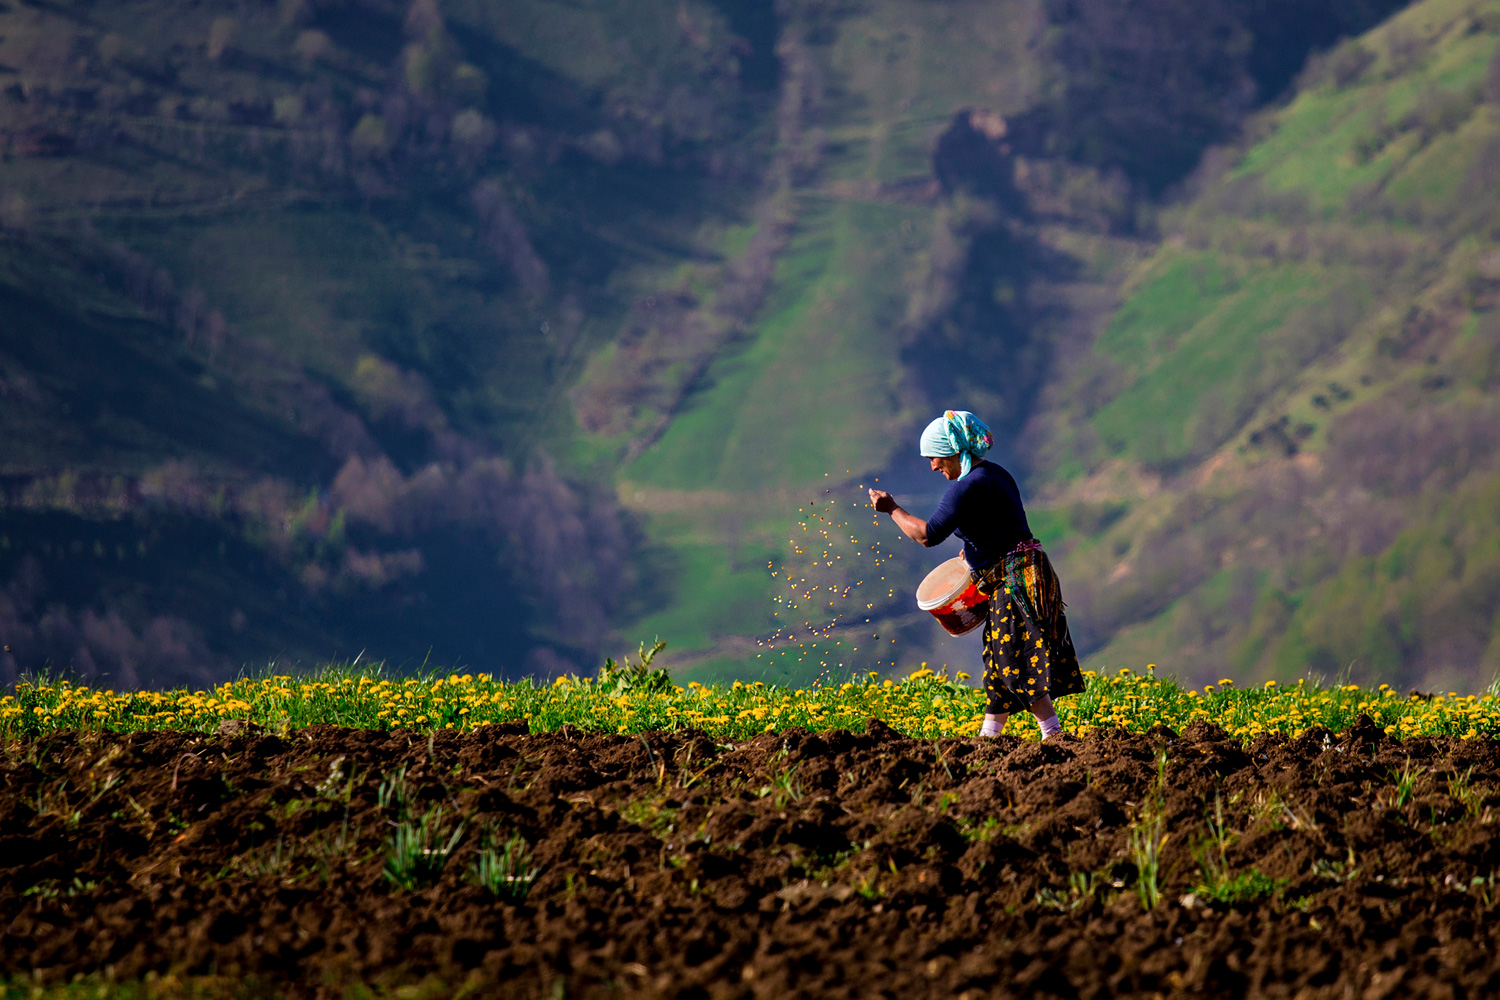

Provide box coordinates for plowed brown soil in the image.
[4,719,1500,999]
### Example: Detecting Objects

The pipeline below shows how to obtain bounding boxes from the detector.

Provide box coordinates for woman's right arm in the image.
[869,490,934,546]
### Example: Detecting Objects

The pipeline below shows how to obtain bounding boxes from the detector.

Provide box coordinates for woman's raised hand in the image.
[868,488,896,514]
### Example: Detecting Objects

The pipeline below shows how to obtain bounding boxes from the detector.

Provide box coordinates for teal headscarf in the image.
[919,410,994,478]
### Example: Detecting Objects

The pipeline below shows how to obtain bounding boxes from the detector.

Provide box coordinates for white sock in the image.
[1037,713,1062,740]
[980,713,1008,737]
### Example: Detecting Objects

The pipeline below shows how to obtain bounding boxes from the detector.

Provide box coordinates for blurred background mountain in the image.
[1,0,1495,691]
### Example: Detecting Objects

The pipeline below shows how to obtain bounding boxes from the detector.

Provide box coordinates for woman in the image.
[868,410,1084,740]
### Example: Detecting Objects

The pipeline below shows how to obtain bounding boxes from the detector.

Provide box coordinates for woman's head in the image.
[919,410,993,478]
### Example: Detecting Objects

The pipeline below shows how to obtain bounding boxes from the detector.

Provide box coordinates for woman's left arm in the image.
[869,489,932,545]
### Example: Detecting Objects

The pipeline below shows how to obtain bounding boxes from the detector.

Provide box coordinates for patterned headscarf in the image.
[918,410,993,478]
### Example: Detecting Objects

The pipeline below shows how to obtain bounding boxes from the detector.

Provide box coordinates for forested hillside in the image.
[2,0,1488,691]
[0,0,733,682]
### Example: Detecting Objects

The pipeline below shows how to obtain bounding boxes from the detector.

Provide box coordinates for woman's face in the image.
[929,454,963,480]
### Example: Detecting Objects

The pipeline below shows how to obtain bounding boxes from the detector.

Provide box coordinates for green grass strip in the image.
[5,665,1499,743]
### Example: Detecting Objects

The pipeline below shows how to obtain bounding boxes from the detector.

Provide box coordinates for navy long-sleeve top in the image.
[923,460,1033,569]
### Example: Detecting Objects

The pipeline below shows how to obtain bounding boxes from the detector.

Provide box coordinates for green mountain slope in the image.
[1032,0,1500,690]
[594,0,1421,684]
[1,0,1450,689]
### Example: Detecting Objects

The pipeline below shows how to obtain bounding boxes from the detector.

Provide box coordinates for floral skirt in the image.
[971,542,1085,715]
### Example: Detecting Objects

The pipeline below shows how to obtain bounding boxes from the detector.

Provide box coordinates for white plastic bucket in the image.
[916,556,989,636]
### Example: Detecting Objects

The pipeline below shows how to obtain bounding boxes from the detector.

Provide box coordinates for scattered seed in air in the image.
[759,476,930,675]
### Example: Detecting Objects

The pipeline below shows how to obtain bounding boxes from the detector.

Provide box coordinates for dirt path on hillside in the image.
[3,720,1498,998]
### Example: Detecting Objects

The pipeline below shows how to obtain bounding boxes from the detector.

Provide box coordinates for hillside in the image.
[0,0,771,683]
[1031,0,1500,690]
[0,0,1472,690]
